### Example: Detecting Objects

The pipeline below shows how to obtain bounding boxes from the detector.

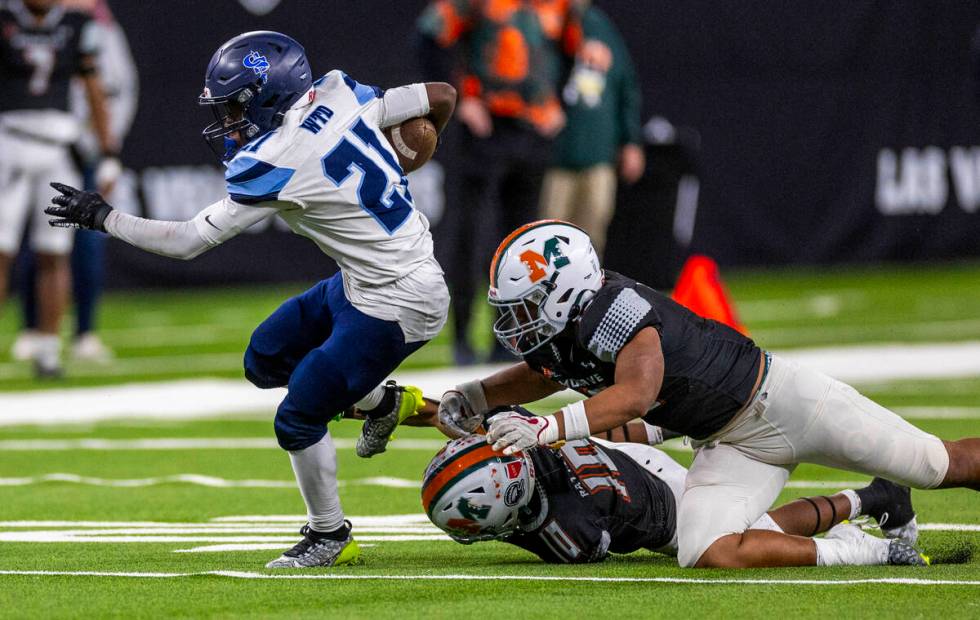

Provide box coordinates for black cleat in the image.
[857,477,918,545]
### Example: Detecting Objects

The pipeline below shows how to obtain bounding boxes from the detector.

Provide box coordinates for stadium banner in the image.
[106,0,980,288]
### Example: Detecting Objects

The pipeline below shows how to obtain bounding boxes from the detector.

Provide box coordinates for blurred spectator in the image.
[0,0,118,377]
[11,0,139,362]
[11,0,137,365]
[540,5,642,258]
[417,0,585,364]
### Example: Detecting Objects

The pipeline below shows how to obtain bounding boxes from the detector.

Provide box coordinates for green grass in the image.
[0,411,978,618]
[0,263,979,617]
[2,261,980,390]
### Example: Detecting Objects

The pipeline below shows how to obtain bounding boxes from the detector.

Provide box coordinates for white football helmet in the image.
[489,220,603,355]
[422,435,535,543]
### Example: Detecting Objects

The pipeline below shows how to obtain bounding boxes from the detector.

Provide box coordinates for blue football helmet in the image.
[199,31,312,160]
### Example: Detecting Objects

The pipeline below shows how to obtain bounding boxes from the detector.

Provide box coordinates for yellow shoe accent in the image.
[921,553,931,566]
[396,385,424,425]
[333,539,361,566]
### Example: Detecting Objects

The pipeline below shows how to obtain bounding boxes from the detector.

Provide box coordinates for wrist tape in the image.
[560,401,590,441]
[456,379,489,415]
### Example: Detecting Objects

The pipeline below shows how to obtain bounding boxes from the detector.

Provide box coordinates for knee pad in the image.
[243,344,289,389]
[274,397,327,451]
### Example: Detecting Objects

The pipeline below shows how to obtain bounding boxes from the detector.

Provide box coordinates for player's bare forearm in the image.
[482,362,565,409]
[424,82,456,134]
[557,328,664,439]
[81,73,117,154]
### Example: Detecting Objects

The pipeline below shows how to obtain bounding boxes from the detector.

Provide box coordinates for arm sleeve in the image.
[103,198,277,260]
[377,83,431,128]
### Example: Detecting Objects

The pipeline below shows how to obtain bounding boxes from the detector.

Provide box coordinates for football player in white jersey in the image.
[46,31,457,569]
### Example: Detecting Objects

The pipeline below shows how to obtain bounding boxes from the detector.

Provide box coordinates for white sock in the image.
[355,384,385,411]
[288,432,345,533]
[840,489,861,520]
[814,530,888,566]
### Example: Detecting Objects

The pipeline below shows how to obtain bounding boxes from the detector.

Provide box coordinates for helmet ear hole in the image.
[556,288,573,304]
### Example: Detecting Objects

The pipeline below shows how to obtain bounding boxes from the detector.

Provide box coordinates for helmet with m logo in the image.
[488,220,602,356]
[422,435,536,543]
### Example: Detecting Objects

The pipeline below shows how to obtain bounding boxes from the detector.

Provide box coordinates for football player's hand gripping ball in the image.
[486,411,555,455]
[46,182,114,232]
[437,390,485,438]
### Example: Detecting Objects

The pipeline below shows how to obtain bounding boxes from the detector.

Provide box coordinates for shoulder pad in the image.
[582,286,655,362]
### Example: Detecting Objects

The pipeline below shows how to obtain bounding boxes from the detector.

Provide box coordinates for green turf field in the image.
[0,263,979,618]
[1,261,979,390]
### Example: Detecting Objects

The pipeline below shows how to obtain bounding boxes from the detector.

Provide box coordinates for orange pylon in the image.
[671,255,748,335]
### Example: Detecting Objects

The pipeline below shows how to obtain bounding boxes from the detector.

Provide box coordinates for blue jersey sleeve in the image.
[224,155,296,205]
[340,71,383,104]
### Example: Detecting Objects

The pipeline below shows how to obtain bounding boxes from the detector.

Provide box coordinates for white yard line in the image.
[0,533,451,543]
[0,438,447,451]
[2,342,980,426]
[0,569,977,586]
[0,472,890,491]
[0,473,419,489]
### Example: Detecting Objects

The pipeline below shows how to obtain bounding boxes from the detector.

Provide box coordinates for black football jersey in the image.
[504,439,676,563]
[524,270,762,439]
[0,2,96,113]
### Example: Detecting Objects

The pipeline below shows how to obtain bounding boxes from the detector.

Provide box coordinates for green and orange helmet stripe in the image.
[489,219,587,288]
[421,440,520,518]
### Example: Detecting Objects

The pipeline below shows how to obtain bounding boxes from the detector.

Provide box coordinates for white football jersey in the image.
[224,70,435,288]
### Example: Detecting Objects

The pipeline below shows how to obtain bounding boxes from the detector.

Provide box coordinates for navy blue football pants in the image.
[244,272,425,451]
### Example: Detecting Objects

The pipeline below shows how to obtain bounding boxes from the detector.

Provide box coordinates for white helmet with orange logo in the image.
[488,220,603,356]
[422,435,535,543]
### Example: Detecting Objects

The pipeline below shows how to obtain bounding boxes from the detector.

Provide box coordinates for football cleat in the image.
[10,331,39,362]
[265,523,360,569]
[355,382,423,458]
[72,334,114,363]
[858,477,918,545]
[887,538,930,566]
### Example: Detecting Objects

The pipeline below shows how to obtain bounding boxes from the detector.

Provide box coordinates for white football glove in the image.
[437,389,485,438]
[485,411,558,455]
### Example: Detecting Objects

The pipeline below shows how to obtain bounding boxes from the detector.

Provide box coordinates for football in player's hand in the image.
[384,117,437,173]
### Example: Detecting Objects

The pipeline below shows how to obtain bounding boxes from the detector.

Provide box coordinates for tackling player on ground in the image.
[421,406,920,565]
[45,31,457,569]
[438,219,980,569]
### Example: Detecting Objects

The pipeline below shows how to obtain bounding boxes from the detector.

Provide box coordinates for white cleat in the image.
[10,330,39,361]
[72,334,114,363]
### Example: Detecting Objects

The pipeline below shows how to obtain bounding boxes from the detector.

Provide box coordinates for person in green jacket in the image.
[540,5,644,257]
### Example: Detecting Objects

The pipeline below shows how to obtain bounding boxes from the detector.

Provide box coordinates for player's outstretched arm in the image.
[487,329,664,454]
[47,183,275,260]
[481,362,566,408]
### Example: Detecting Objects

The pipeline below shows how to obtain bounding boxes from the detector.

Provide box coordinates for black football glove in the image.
[46,182,114,232]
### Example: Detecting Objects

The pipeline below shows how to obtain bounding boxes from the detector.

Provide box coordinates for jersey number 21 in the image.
[321,119,414,234]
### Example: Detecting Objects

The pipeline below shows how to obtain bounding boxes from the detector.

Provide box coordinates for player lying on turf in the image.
[423,416,920,564]
[436,219,980,569]
[406,403,922,565]
[45,30,457,569]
